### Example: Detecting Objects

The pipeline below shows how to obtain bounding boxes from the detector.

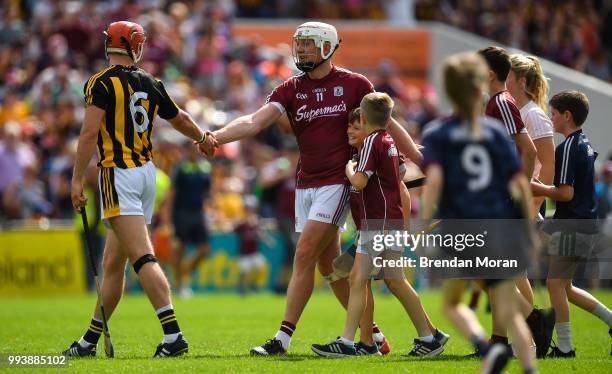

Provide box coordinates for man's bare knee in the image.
[294,245,319,270]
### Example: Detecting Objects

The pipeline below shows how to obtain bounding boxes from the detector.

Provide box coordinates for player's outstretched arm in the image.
[387,118,423,165]
[213,103,282,145]
[167,108,208,143]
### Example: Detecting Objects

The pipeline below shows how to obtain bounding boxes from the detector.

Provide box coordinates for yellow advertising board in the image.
[0,230,85,296]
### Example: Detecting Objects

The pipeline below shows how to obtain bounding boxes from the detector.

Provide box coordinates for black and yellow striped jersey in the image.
[83,65,179,168]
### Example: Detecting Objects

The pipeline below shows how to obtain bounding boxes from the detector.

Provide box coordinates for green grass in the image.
[1,289,610,373]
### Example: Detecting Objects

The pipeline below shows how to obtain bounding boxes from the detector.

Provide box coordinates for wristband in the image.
[195,132,207,144]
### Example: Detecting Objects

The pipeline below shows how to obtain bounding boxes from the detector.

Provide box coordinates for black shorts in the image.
[172,210,209,245]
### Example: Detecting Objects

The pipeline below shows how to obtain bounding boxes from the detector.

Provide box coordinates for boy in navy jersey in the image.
[421,53,537,374]
[311,93,446,357]
[531,90,612,357]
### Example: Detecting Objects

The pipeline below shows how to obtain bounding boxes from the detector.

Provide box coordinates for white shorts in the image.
[98,161,156,224]
[238,253,266,273]
[295,184,350,233]
[357,230,404,256]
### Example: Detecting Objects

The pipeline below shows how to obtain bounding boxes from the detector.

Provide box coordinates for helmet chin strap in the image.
[296,44,339,73]
[120,36,137,63]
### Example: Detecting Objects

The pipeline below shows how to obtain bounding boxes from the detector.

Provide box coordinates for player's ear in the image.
[487,70,495,83]
[563,110,573,124]
[323,41,332,55]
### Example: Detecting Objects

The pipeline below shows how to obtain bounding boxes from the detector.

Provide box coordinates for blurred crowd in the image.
[415,0,612,82]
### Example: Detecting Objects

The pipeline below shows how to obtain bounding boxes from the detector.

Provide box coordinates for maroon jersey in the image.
[349,147,405,230]
[266,66,374,188]
[485,90,527,136]
[235,220,258,255]
[355,130,403,229]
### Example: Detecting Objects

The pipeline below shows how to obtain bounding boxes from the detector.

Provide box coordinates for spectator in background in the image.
[415,0,612,82]
[3,163,52,219]
[257,139,299,293]
[0,89,29,125]
[167,141,213,298]
[236,195,270,295]
[0,122,37,204]
[226,60,261,113]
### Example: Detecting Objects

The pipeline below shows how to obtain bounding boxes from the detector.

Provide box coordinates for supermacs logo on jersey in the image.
[294,101,348,123]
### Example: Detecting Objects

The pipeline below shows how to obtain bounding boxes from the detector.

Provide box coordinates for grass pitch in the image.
[1,289,610,373]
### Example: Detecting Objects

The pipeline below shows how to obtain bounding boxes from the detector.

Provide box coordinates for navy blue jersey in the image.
[421,115,522,219]
[171,159,212,213]
[553,129,598,219]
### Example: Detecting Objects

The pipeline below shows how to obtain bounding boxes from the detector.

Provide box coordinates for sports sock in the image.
[490,334,509,345]
[156,304,181,344]
[274,320,295,350]
[526,308,539,322]
[372,322,384,342]
[555,322,573,353]
[469,334,488,353]
[418,334,435,343]
[593,303,612,328]
[79,317,103,347]
[339,336,354,346]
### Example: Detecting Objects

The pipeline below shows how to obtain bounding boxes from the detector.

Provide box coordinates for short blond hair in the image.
[360,92,394,128]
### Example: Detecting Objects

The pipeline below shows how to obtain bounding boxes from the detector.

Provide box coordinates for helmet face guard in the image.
[291,22,340,72]
[104,21,146,63]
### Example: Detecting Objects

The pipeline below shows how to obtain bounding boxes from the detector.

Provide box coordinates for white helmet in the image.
[292,22,340,72]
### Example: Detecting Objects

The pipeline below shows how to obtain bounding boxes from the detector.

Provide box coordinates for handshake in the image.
[195,130,219,158]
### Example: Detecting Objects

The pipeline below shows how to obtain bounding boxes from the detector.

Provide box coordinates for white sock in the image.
[593,303,612,328]
[418,334,435,343]
[156,304,173,315]
[163,333,180,344]
[339,336,354,346]
[78,337,93,348]
[274,331,291,350]
[555,322,573,353]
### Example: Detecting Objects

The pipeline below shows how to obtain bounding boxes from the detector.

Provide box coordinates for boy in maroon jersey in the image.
[201,22,422,355]
[311,93,445,357]
[478,46,537,180]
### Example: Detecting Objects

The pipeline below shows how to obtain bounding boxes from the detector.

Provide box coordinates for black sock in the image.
[157,308,181,336]
[83,318,103,345]
[526,308,539,321]
[469,335,488,353]
[490,334,509,345]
